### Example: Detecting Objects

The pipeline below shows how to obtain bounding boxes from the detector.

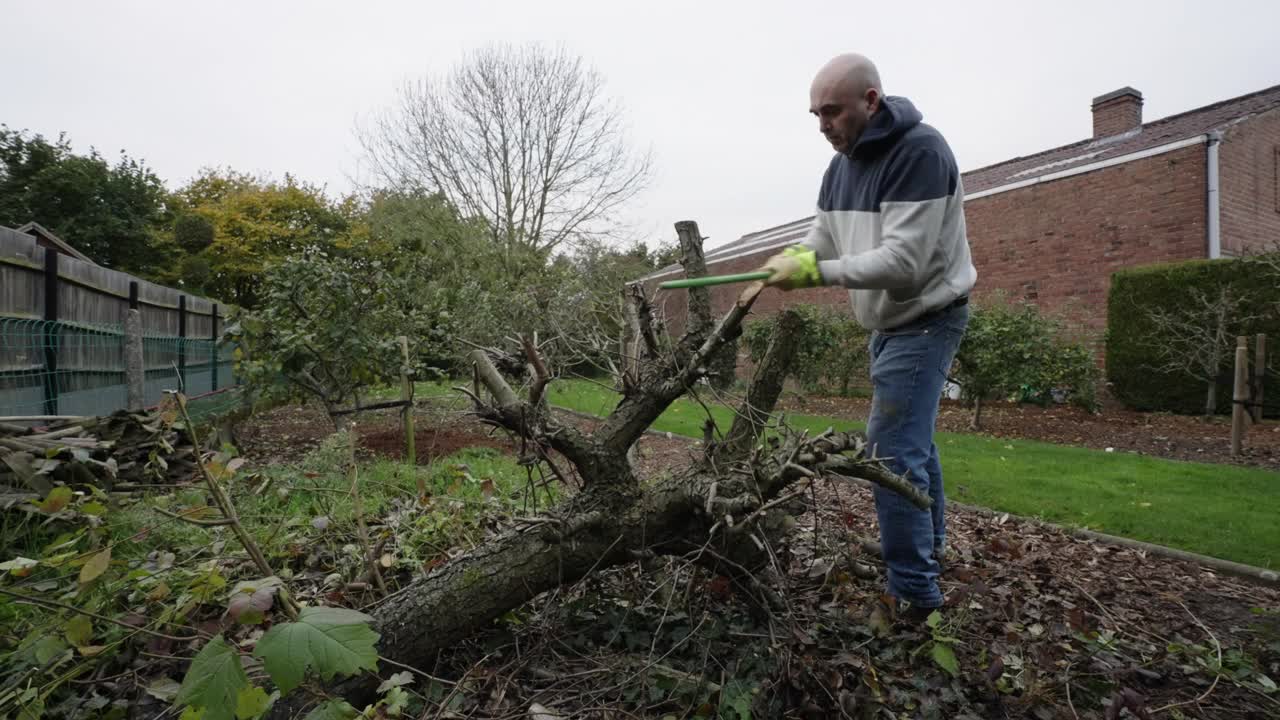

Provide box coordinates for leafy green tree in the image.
[226,248,457,428]
[166,169,357,308]
[0,125,170,273]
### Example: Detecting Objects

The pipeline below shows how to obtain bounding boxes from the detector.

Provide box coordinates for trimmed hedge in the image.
[1106,256,1280,416]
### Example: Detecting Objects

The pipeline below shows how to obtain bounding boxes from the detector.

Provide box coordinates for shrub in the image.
[951,294,1100,428]
[1106,254,1280,416]
[743,304,869,396]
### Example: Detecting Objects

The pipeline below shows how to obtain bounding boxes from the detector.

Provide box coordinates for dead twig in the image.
[1152,601,1222,714]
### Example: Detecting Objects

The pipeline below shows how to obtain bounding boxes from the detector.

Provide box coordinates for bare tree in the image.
[1145,284,1267,418]
[358,43,653,274]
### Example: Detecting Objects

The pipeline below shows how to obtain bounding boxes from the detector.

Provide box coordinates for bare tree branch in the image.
[358,43,652,273]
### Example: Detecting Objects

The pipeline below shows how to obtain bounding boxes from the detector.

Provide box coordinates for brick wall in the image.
[1220,106,1280,256]
[962,143,1208,335]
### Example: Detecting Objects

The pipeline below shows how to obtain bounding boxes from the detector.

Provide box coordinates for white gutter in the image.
[637,133,1215,282]
[1206,130,1222,259]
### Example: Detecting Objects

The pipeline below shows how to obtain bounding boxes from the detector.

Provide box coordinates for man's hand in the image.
[759,245,823,290]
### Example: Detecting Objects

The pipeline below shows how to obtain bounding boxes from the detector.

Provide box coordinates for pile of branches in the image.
[0,407,197,495]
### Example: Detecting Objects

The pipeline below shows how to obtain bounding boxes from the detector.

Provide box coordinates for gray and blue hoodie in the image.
[802,96,977,331]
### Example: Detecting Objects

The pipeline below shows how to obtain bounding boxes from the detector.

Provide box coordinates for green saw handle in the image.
[658,271,772,289]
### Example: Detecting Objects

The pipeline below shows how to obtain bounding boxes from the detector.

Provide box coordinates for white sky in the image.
[3,0,1277,251]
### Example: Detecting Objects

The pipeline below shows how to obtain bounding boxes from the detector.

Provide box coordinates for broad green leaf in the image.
[252,607,379,694]
[33,636,66,665]
[931,642,960,677]
[176,635,249,720]
[180,707,205,720]
[81,501,107,516]
[926,610,942,629]
[65,615,92,647]
[80,548,111,584]
[234,686,271,720]
[302,700,357,720]
[38,486,74,513]
[1258,674,1277,693]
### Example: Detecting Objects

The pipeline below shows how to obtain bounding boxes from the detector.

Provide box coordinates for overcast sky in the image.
[3,0,1277,251]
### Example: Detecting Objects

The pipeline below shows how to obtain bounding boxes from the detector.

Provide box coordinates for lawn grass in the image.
[417,378,1280,569]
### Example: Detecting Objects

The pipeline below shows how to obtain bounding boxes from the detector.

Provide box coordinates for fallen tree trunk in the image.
[269,221,922,716]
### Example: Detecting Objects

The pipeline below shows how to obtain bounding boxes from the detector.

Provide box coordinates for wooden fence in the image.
[0,226,238,417]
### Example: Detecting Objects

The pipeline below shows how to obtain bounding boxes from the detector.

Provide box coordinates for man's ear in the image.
[865,88,881,113]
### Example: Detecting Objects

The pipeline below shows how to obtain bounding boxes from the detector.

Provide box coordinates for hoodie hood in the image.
[849,95,923,159]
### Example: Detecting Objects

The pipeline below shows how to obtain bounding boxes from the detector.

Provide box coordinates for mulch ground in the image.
[780,394,1280,471]
[233,400,1280,718]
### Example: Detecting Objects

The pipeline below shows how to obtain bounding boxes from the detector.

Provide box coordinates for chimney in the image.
[1091,87,1143,138]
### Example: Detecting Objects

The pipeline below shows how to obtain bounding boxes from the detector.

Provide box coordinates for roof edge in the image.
[962,82,1280,182]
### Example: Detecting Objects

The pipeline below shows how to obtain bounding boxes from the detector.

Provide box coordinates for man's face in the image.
[810,82,878,153]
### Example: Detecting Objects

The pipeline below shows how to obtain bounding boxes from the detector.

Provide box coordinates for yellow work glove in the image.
[759,245,822,290]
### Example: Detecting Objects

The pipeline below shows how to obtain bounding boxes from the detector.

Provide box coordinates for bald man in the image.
[759,54,977,622]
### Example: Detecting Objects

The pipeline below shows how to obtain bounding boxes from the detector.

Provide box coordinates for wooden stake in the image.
[1254,333,1266,423]
[1231,336,1249,456]
[399,336,418,480]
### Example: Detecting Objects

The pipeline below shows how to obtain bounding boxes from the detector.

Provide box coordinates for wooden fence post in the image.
[1231,335,1249,455]
[177,295,187,390]
[126,282,144,410]
[399,336,418,481]
[42,248,59,415]
[210,303,220,391]
[1254,333,1266,423]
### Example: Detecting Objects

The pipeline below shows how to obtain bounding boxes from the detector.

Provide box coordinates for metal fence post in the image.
[42,248,59,415]
[178,295,187,391]
[210,303,219,391]
[126,281,144,410]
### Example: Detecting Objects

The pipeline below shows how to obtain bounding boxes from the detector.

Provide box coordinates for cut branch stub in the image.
[675,220,713,353]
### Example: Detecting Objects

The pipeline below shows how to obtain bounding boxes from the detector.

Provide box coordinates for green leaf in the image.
[81,501,107,516]
[1258,674,1277,693]
[931,642,960,677]
[38,486,74,513]
[79,548,111,584]
[382,687,409,717]
[926,610,942,629]
[65,615,92,648]
[234,686,271,720]
[252,607,379,694]
[176,635,249,720]
[302,700,357,720]
[33,636,66,665]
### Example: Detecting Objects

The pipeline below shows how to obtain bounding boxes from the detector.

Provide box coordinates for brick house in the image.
[639,83,1280,341]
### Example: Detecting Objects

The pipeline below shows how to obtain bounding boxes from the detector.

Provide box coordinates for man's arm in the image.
[817,148,950,290]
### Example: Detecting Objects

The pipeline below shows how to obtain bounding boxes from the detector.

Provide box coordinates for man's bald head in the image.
[809,53,883,154]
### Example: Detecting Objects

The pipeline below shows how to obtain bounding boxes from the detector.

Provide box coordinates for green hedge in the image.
[1106,256,1280,416]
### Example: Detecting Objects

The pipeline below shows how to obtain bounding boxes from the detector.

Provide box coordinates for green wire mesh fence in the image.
[0,317,240,418]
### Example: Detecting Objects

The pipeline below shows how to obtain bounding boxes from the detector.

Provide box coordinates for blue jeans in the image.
[866,302,968,608]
